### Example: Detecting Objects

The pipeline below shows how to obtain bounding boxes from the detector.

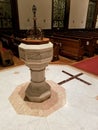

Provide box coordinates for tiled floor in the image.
[9,81,66,117]
[0,64,98,130]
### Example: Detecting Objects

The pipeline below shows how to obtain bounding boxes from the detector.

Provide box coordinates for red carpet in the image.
[73,56,98,75]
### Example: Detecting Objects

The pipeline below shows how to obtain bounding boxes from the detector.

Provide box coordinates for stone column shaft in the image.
[30,68,45,83]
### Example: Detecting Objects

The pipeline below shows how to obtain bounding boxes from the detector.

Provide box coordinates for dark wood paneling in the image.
[10,0,19,31]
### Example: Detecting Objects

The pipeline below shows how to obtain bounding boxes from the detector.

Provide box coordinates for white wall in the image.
[17,0,52,30]
[17,0,89,30]
[17,0,33,29]
[33,0,52,29]
[95,15,98,28]
[68,0,89,29]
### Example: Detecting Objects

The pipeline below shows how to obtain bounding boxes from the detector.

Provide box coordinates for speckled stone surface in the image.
[0,64,98,130]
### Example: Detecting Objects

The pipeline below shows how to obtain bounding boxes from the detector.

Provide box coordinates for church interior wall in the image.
[17,0,90,30]
[68,0,89,29]
[17,0,52,30]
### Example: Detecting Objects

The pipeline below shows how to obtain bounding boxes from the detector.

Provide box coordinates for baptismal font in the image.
[19,5,53,102]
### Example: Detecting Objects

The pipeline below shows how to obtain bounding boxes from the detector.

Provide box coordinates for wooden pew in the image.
[0,40,14,66]
[49,36,84,60]
[82,31,98,54]
[53,32,95,57]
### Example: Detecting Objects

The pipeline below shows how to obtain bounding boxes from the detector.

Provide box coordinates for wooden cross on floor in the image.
[58,70,91,85]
